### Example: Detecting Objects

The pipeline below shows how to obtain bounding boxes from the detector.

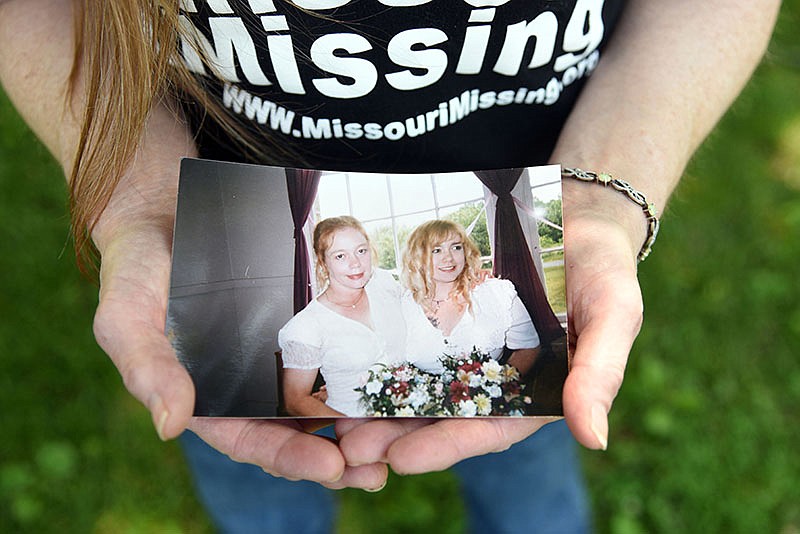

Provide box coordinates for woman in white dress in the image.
[279,216,405,416]
[401,220,540,377]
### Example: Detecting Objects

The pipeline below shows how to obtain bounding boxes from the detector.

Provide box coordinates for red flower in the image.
[392,381,409,395]
[449,381,469,402]
[457,361,482,375]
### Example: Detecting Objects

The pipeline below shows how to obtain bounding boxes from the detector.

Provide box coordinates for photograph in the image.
[166,158,568,417]
[3,2,796,532]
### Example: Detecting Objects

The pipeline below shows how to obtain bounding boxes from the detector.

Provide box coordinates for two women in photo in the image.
[279,216,541,417]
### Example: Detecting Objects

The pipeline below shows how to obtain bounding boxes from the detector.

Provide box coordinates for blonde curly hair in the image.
[401,220,482,311]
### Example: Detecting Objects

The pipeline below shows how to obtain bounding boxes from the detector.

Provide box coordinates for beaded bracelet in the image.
[561,167,660,262]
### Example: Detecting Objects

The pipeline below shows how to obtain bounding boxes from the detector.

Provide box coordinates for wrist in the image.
[562,177,650,266]
[89,102,195,255]
[562,168,659,262]
[91,190,176,256]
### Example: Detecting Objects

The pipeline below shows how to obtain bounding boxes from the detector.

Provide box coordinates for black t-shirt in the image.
[180,0,626,172]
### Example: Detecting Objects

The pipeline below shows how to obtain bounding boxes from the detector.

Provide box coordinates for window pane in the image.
[528,165,562,203]
[440,203,491,257]
[530,181,562,203]
[388,174,435,216]
[363,219,398,271]
[393,210,437,257]
[317,172,350,219]
[434,172,484,206]
[349,173,391,221]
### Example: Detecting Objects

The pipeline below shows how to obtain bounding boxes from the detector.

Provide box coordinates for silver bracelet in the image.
[561,167,660,262]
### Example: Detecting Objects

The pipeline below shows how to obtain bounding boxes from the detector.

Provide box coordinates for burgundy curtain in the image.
[474,169,565,345]
[285,168,321,314]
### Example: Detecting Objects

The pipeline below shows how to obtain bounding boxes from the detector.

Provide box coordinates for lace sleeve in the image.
[280,339,324,370]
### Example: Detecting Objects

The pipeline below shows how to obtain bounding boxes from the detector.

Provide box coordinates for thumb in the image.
[562,267,643,450]
[93,230,195,440]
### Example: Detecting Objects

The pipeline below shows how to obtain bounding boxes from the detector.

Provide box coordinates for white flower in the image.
[397,406,416,417]
[407,388,430,409]
[365,380,383,396]
[485,384,502,398]
[482,360,502,382]
[469,373,483,388]
[457,400,478,417]
[474,394,492,416]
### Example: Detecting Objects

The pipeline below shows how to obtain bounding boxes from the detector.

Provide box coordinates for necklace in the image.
[428,294,450,313]
[324,289,366,309]
[425,294,450,328]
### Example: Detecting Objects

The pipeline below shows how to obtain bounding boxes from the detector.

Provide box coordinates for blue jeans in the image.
[180,420,590,534]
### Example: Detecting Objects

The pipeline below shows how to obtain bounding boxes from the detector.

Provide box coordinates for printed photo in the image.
[166,158,568,417]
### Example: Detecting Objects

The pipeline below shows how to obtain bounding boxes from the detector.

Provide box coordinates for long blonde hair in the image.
[68,1,286,275]
[401,220,482,311]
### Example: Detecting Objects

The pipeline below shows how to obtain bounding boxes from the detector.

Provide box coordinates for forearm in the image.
[285,393,343,418]
[0,0,195,249]
[507,348,539,376]
[0,0,82,167]
[552,0,780,253]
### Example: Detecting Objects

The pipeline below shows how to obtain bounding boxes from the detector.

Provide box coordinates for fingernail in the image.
[149,394,170,441]
[363,480,387,493]
[590,404,608,451]
[156,409,170,441]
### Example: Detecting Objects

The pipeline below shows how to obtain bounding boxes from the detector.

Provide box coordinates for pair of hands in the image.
[92,180,644,491]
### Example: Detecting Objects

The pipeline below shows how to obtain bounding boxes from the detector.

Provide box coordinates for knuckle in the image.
[228,422,260,465]
[490,425,514,454]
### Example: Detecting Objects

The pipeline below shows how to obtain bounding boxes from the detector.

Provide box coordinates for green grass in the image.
[2,2,800,532]
[584,3,800,531]
[544,263,566,314]
[0,83,214,533]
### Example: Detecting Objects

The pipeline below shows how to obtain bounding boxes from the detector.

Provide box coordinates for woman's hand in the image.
[93,215,388,490]
[3,0,388,491]
[334,193,644,472]
[559,182,644,449]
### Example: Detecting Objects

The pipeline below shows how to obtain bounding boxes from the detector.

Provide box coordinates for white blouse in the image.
[402,278,540,374]
[278,269,405,416]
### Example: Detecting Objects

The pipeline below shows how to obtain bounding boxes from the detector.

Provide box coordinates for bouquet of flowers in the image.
[439,348,532,417]
[357,363,446,416]
[357,348,532,417]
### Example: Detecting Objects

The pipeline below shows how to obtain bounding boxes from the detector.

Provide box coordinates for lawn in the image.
[2,3,800,532]
[544,262,566,315]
